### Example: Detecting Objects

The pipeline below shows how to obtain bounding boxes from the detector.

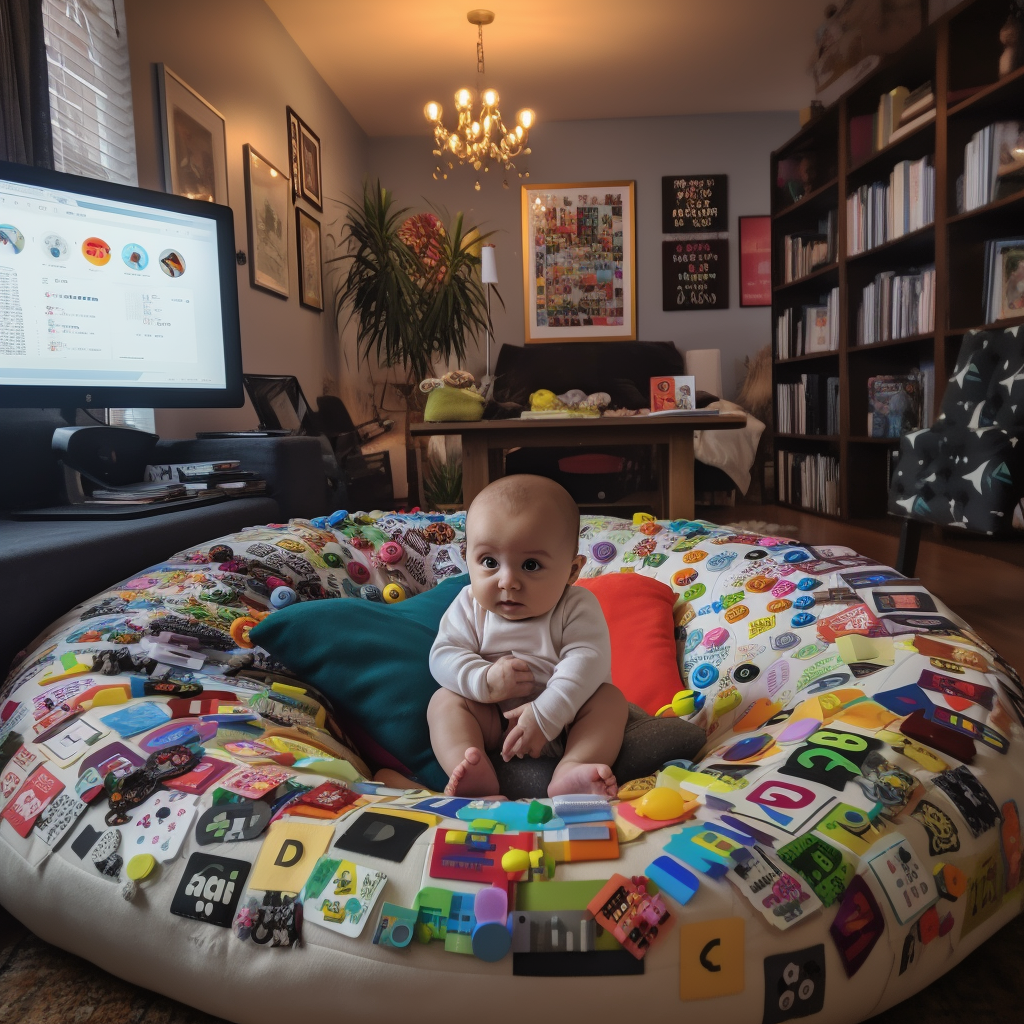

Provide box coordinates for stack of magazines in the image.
[144,459,268,497]
[857,265,935,343]
[86,481,190,505]
[778,450,840,515]
[961,122,1024,212]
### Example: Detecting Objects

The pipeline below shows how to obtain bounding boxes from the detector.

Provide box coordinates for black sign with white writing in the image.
[662,239,730,311]
[662,175,728,232]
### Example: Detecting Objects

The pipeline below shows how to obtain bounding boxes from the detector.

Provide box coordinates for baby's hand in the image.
[485,656,536,702]
[501,703,548,761]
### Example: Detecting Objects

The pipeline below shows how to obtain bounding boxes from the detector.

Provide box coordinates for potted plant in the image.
[423,449,463,513]
[328,180,499,499]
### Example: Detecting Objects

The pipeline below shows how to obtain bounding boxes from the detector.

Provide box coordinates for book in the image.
[849,114,875,166]
[804,305,831,353]
[867,375,922,438]
[877,87,909,151]
[644,408,720,418]
[144,460,240,482]
[899,83,935,123]
[887,107,936,144]
[650,375,696,411]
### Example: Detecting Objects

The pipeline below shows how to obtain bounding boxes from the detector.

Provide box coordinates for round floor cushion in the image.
[0,512,1021,1024]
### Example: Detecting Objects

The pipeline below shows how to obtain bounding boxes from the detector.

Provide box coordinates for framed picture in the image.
[739,216,772,307]
[243,144,290,299]
[156,65,228,204]
[521,181,636,342]
[287,106,322,210]
[296,208,323,311]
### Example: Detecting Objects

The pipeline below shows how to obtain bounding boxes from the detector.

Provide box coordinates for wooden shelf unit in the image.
[770,0,1021,521]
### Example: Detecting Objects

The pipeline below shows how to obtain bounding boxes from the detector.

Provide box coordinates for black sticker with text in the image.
[779,729,882,791]
[170,852,250,927]
[933,766,1001,838]
[910,800,961,856]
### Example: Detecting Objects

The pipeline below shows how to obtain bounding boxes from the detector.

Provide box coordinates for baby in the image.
[428,474,628,798]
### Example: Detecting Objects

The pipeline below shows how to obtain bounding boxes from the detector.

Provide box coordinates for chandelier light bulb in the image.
[424,11,533,186]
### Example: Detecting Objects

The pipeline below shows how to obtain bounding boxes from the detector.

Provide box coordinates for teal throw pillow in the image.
[249,574,468,792]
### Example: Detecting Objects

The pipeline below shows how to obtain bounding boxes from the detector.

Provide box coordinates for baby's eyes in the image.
[482,556,499,569]
[522,559,541,572]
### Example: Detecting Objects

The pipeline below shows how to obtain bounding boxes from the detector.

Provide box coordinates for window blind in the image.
[43,0,137,186]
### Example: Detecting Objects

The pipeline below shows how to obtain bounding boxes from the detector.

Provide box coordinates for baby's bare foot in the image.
[444,747,500,797]
[547,761,617,798]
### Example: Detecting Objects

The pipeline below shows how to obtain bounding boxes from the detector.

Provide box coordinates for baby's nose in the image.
[498,566,520,591]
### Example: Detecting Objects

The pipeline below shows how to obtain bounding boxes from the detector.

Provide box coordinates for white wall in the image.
[125,0,370,438]
[369,111,799,400]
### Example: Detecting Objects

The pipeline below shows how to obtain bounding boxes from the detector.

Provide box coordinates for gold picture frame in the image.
[521,180,636,342]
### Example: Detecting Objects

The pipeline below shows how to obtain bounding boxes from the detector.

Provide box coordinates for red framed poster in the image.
[739,215,772,307]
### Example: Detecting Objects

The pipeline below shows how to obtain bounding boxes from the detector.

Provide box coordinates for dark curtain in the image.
[0,0,53,167]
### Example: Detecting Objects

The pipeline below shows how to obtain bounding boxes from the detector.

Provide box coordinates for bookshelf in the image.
[770,0,1024,520]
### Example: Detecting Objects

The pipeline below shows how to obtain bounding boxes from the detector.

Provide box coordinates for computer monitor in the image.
[0,160,243,409]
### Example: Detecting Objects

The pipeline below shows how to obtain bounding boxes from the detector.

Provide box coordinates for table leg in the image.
[461,433,490,508]
[667,430,695,521]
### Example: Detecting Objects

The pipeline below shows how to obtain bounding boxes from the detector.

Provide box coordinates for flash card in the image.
[301,856,387,937]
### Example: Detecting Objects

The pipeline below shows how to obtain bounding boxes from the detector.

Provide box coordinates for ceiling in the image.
[265,0,825,137]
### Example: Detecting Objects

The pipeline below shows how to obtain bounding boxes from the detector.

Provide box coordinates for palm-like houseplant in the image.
[329,180,498,387]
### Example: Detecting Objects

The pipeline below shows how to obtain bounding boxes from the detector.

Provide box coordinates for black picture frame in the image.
[243,143,290,299]
[296,207,323,311]
[287,105,322,211]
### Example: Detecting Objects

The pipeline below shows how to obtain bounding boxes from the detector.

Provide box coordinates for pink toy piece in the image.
[474,886,507,924]
[703,627,730,649]
[379,542,404,565]
[346,562,371,584]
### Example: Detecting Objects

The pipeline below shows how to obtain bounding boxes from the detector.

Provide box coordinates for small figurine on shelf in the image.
[1000,3,1024,78]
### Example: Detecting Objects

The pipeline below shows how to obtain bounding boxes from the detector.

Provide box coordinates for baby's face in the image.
[466,499,583,620]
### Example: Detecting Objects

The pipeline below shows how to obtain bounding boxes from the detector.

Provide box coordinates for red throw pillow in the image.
[575,573,682,715]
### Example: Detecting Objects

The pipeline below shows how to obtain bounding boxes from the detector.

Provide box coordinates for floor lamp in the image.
[480,244,498,397]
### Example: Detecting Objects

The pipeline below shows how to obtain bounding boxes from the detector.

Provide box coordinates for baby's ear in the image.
[566,553,587,586]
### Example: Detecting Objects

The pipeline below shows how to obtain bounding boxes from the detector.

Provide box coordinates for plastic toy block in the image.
[586,873,673,960]
[645,855,700,907]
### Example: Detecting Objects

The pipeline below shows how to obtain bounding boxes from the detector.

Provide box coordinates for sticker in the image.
[910,801,961,857]
[334,811,430,863]
[766,600,792,614]
[678,917,745,1000]
[829,874,886,977]
[933,765,1001,837]
[99,702,170,738]
[170,852,250,927]
[220,763,295,799]
[38,719,106,767]
[301,857,388,938]
[32,790,87,847]
[872,591,936,613]
[79,742,143,782]
[772,580,797,598]
[163,756,233,795]
[724,604,750,623]
[195,800,273,845]
[960,846,1006,939]
[867,836,935,925]
[778,834,854,907]
[1,765,64,837]
[816,605,884,643]
[728,844,822,930]
[854,752,918,815]
[749,615,776,639]
[762,944,826,1024]
[779,729,882,791]
[771,632,800,651]
[232,890,302,946]
[1002,800,1021,892]
[815,803,891,856]
[250,820,335,894]
[118,790,197,862]
[733,775,837,834]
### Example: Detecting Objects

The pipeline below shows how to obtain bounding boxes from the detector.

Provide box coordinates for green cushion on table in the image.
[250,574,470,791]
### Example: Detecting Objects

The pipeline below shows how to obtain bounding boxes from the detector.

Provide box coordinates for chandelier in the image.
[423,9,534,190]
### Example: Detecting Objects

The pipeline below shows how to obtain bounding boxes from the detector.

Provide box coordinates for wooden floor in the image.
[0,502,1022,1021]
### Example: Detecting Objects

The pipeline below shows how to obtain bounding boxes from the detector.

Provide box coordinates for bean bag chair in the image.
[0,511,1021,1024]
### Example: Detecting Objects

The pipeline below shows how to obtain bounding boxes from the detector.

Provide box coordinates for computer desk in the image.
[411,412,747,520]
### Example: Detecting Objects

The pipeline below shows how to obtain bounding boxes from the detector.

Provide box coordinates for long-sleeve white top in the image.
[428,585,612,741]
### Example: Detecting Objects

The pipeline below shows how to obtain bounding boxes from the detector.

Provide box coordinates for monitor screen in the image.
[0,160,242,409]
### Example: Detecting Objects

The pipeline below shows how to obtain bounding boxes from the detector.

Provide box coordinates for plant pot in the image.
[430,502,463,514]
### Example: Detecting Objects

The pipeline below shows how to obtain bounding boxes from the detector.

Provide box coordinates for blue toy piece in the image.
[797,577,823,591]
[791,612,817,628]
[793,595,816,609]
[645,855,700,906]
[269,586,297,609]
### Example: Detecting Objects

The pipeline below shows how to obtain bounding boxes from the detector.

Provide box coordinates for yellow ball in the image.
[382,582,407,603]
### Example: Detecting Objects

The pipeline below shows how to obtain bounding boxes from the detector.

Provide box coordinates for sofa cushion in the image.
[575,573,683,714]
[250,574,470,792]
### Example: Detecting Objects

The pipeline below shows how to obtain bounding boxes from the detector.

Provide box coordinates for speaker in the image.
[52,425,159,487]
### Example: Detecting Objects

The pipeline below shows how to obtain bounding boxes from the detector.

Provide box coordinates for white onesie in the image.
[428,584,612,742]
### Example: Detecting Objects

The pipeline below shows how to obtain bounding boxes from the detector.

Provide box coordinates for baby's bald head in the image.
[467,475,580,556]
[465,475,585,619]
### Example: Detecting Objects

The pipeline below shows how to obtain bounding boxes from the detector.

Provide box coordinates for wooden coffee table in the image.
[411,412,746,520]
